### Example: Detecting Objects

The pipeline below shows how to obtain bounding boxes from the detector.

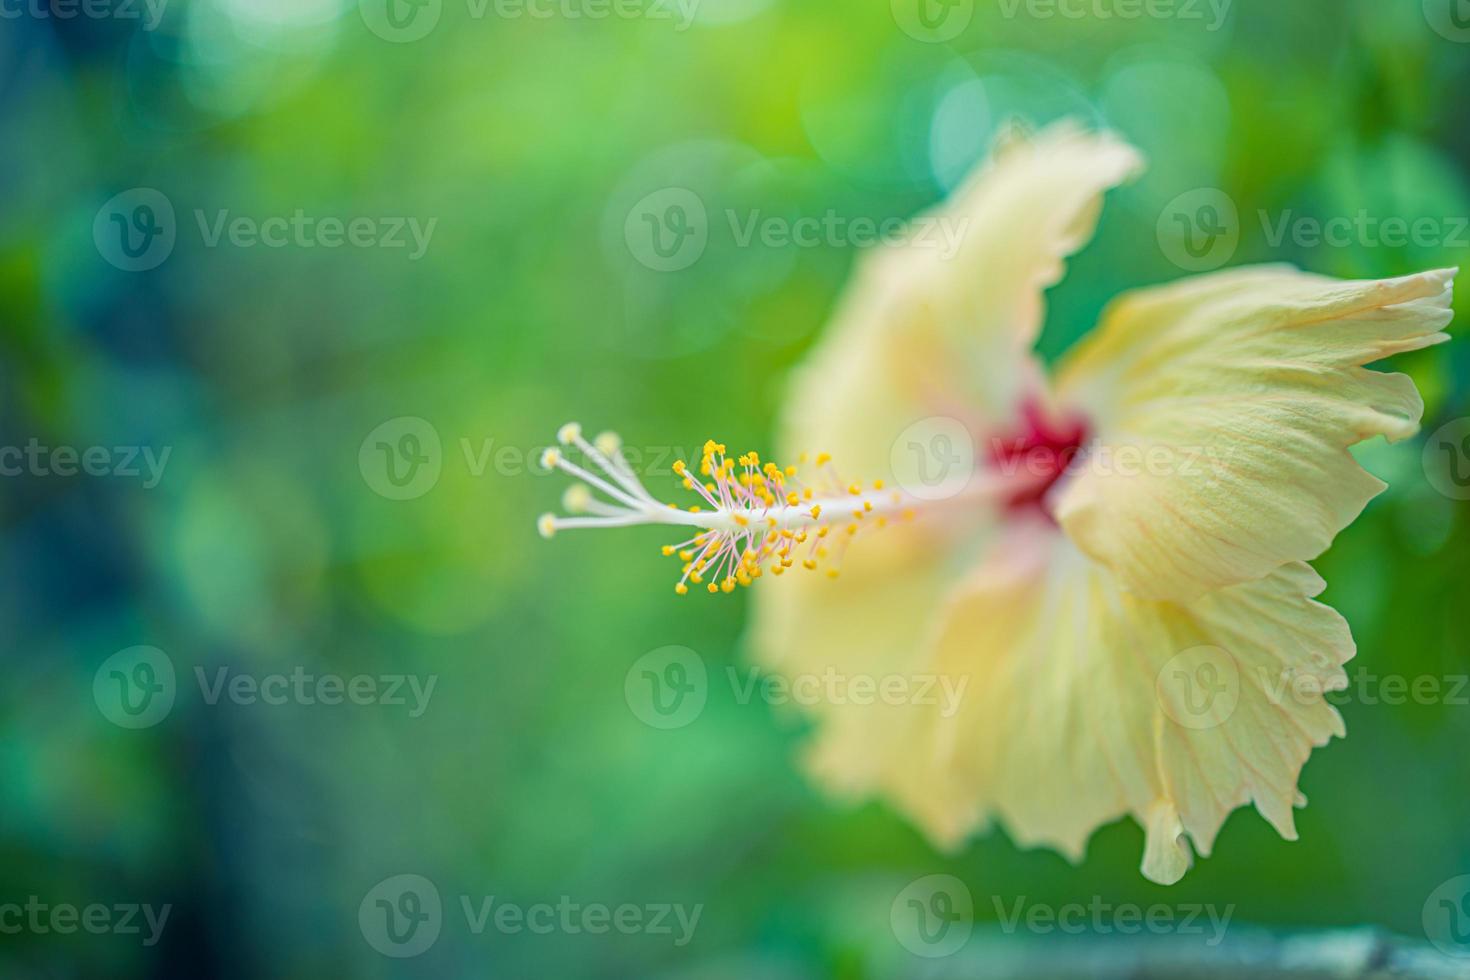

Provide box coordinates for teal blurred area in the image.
[1,0,1468,976]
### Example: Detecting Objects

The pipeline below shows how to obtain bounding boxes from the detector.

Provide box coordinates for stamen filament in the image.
[537,424,1019,594]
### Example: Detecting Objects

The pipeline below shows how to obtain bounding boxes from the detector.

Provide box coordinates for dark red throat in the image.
[985,398,1090,513]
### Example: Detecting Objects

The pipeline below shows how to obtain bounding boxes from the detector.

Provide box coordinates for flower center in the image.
[985,398,1090,514]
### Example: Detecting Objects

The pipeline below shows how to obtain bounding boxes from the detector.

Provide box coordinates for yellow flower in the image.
[750,123,1455,884]
[538,123,1456,883]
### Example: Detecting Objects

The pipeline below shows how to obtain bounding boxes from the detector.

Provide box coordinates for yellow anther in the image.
[721,578,735,593]
[802,559,817,571]
[673,460,687,475]
[816,453,831,465]
[864,500,873,512]
[675,583,688,595]
[810,505,821,519]
[848,483,861,496]
[817,526,830,538]
[846,524,858,536]
[873,479,884,490]
[680,550,694,561]
[827,569,840,579]
[661,545,675,556]
[708,583,719,593]
[734,514,749,527]
[689,505,702,513]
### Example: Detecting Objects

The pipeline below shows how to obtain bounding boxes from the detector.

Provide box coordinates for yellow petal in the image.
[894,523,1352,885]
[746,511,995,811]
[1053,266,1455,602]
[749,125,1143,802]
[775,122,1143,478]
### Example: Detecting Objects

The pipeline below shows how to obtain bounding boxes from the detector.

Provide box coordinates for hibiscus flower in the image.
[538,122,1456,883]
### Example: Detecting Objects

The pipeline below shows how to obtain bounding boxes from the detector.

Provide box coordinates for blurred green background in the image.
[2,0,1469,975]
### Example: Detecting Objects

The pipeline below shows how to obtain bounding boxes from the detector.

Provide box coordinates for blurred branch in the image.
[920,928,1470,979]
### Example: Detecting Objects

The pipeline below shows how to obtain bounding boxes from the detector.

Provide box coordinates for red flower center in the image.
[986,398,1090,513]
